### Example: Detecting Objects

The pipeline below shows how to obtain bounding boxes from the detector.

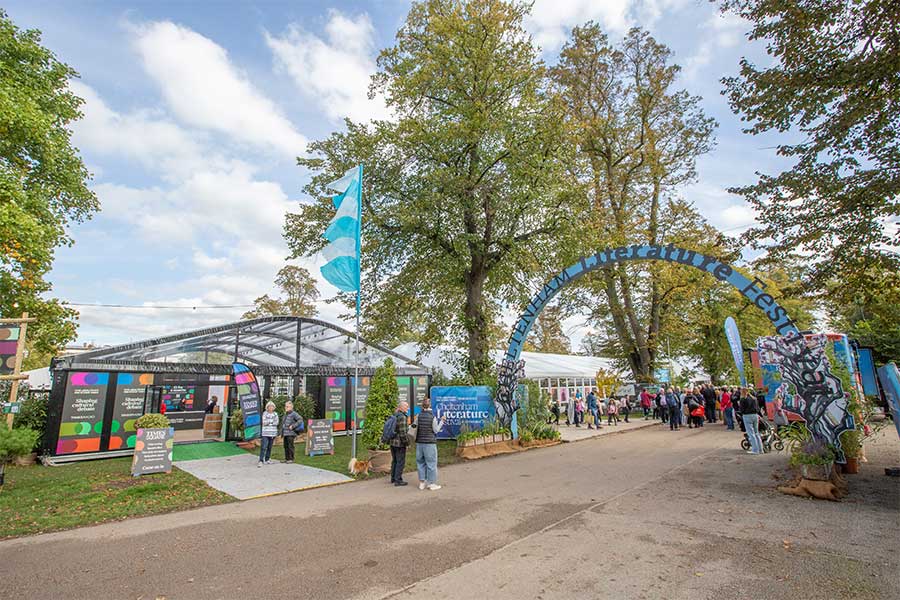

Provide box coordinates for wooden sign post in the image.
[0,313,36,428]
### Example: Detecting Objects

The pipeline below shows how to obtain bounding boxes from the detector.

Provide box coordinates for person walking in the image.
[640,388,652,419]
[652,392,661,420]
[620,396,631,423]
[564,389,574,427]
[587,389,600,430]
[411,398,446,490]
[658,389,669,424]
[258,401,279,467]
[607,396,619,426]
[721,388,734,430]
[389,401,411,486]
[574,391,584,427]
[667,388,681,430]
[701,384,716,424]
[280,401,304,463]
[740,388,764,455]
[690,390,706,428]
[549,396,561,425]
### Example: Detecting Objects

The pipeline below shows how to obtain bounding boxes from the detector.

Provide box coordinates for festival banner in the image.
[876,363,900,440]
[724,316,747,386]
[0,324,20,375]
[430,386,495,439]
[232,362,261,440]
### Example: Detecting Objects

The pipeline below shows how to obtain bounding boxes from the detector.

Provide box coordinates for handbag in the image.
[585,412,594,425]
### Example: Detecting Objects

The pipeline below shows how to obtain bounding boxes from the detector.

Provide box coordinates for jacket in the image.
[281,410,303,437]
[390,410,410,447]
[261,411,280,437]
[587,393,598,410]
[413,409,444,444]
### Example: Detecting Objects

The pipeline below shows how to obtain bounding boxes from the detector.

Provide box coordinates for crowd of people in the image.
[548,383,775,456]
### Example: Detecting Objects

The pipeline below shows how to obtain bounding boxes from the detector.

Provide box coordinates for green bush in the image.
[0,424,40,462]
[270,394,290,417]
[293,392,316,422]
[134,413,170,430]
[361,358,399,451]
[13,394,47,452]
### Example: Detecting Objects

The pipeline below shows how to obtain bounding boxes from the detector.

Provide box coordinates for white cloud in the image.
[265,11,390,123]
[682,11,748,81]
[192,249,233,271]
[132,20,307,157]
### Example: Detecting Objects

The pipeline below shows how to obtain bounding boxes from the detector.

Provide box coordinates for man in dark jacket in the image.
[702,384,717,423]
[390,401,410,486]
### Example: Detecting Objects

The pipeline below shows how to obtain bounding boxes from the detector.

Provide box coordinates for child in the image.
[258,401,279,467]
[607,397,619,426]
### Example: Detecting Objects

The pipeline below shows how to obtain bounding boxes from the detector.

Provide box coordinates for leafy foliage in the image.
[285,0,571,383]
[12,393,46,452]
[242,266,319,319]
[720,0,900,290]
[293,392,317,423]
[0,423,39,462]
[522,305,571,354]
[360,358,399,451]
[827,265,900,364]
[134,413,170,430]
[0,10,98,353]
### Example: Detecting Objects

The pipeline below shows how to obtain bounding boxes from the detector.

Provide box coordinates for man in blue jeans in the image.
[587,388,600,429]
[740,390,764,454]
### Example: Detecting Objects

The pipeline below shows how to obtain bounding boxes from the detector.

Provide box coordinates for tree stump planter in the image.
[843,457,859,474]
[368,449,392,473]
[13,452,37,466]
[799,462,834,481]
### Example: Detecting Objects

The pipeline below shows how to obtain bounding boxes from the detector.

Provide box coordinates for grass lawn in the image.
[0,458,234,540]
[247,434,463,478]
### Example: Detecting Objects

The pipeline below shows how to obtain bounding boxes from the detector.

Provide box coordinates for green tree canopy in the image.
[720,0,900,289]
[285,0,571,383]
[242,265,319,319]
[1,10,97,353]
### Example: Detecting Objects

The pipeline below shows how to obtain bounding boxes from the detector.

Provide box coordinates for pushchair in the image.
[740,416,784,453]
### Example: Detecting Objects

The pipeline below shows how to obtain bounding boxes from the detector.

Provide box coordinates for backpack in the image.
[380,414,398,445]
[666,394,678,408]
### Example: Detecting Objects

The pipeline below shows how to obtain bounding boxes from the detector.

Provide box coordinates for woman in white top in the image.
[258,401,279,467]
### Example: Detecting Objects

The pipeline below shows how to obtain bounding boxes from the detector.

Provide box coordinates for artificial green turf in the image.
[0,458,234,539]
[172,441,247,461]
[246,434,462,478]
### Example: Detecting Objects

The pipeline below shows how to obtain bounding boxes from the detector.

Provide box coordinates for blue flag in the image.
[724,316,747,386]
[320,165,362,292]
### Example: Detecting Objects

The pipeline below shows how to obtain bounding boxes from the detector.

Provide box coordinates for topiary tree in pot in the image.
[361,358,399,472]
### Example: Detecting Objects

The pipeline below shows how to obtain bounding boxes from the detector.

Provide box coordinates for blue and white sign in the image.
[724,316,747,386]
[654,368,670,384]
[430,386,495,439]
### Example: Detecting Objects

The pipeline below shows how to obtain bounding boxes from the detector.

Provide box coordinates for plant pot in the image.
[800,462,833,481]
[368,449,392,473]
[13,452,36,466]
[843,457,859,474]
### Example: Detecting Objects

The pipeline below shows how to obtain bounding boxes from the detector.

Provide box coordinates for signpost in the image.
[0,313,35,428]
[306,418,335,456]
[131,427,175,476]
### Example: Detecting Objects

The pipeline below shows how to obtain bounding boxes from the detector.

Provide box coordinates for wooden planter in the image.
[369,449,392,473]
[13,452,37,466]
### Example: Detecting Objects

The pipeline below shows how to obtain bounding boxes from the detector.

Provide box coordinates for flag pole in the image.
[351,164,363,460]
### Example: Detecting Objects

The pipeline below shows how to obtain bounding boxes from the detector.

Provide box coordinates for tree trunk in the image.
[464,261,491,383]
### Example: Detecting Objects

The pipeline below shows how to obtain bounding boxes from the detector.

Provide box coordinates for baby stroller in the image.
[741,416,784,453]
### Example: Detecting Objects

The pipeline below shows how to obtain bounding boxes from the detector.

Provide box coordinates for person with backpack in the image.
[410,397,447,490]
[666,388,681,430]
[280,400,304,463]
[383,400,411,486]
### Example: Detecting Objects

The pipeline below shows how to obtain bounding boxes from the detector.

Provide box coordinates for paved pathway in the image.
[1,425,897,600]
[175,453,352,499]
[557,413,662,442]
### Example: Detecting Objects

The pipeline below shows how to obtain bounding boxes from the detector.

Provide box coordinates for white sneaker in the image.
[418,482,426,490]
[427,484,442,491]
[265,460,273,464]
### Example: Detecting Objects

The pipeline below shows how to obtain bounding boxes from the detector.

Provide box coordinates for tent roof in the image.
[392,343,621,380]
[55,317,427,376]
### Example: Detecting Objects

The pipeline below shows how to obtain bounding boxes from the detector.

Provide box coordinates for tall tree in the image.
[285,0,570,383]
[551,25,717,382]
[720,0,900,289]
[0,10,97,353]
[827,264,900,364]
[523,305,571,354]
[242,265,319,319]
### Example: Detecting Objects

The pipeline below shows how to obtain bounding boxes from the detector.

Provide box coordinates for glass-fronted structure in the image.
[45,317,429,461]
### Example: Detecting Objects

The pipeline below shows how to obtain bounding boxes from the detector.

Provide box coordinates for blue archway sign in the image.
[494,244,853,462]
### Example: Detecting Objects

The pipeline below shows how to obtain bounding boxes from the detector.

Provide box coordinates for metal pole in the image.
[351,163,363,459]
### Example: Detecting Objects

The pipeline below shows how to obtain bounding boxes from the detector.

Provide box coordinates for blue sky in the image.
[5,0,789,347]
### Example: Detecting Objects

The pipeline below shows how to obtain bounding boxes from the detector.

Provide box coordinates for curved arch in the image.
[494,244,853,460]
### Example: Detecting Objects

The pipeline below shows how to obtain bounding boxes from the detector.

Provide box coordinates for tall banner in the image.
[430,386,495,439]
[724,316,747,386]
[232,362,261,440]
[876,363,900,440]
[0,323,20,375]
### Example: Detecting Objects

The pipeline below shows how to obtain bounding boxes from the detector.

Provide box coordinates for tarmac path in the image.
[1,423,897,600]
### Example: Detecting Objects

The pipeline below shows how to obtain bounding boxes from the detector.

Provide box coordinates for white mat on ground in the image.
[175,453,352,500]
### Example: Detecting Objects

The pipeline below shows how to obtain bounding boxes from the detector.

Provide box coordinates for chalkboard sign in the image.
[131,427,174,476]
[305,419,334,456]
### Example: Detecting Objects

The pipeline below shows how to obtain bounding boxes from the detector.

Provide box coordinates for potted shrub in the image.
[789,438,836,481]
[840,429,862,474]
[360,358,399,473]
[134,412,170,430]
[0,424,41,487]
[12,394,47,464]
[293,392,316,440]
